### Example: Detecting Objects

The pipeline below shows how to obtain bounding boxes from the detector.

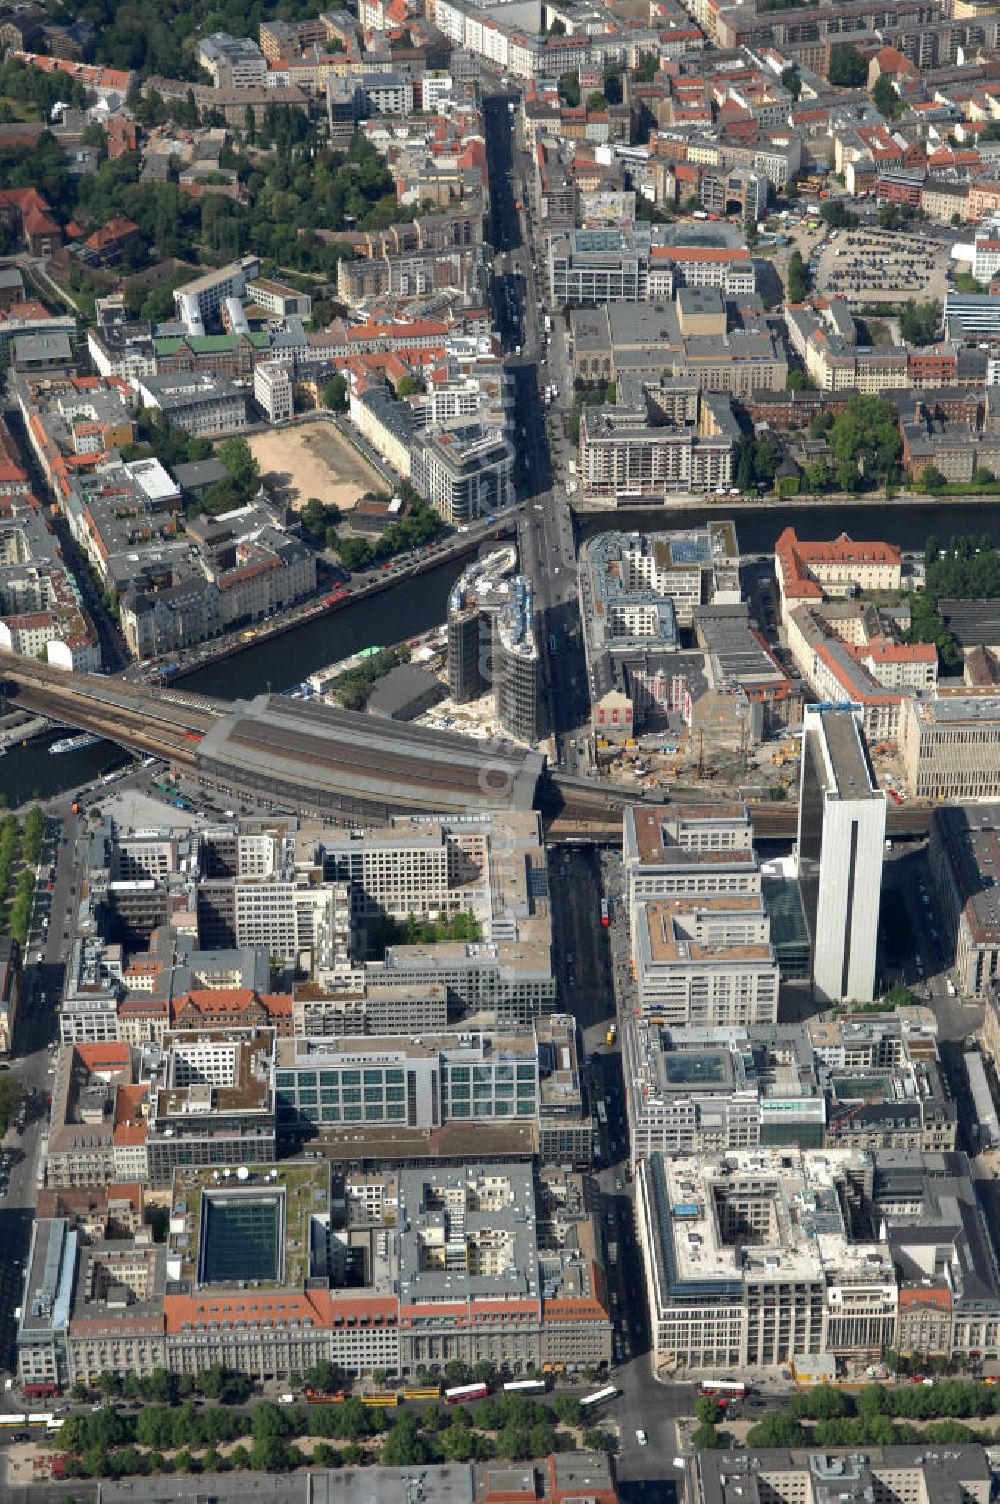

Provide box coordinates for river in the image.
[575,498,1000,552]
[6,499,999,807]
[0,556,469,807]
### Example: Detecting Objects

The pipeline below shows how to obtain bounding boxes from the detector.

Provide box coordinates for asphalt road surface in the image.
[0,808,82,1377]
[482,95,591,770]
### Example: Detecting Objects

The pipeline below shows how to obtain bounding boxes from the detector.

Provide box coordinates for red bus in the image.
[445,1383,489,1405]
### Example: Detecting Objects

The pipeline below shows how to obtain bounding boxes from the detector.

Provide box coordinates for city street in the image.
[482,94,591,772]
[0,808,82,1378]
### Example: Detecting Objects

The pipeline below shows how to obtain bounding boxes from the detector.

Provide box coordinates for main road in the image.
[483,95,592,774]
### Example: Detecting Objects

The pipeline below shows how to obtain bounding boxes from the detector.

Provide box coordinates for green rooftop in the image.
[169,1161,329,1291]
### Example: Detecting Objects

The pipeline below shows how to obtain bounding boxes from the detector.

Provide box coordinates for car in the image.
[636,1430,648,1446]
[615,1178,624,1191]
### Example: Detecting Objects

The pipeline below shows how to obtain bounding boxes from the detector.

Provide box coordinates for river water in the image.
[4,499,998,806]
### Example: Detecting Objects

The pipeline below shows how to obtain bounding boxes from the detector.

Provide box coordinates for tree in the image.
[558,71,580,107]
[805,459,830,494]
[828,44,867,87]
[786,368,815,392]
[972,467,995,487]
[197,1363,229,1401]
[695,1395,721,1425]
[828,394,902,482]
[582,1426,616,1452]
[636,52,659,82]
[877,203,907,231]
[586,91,608,112]
[692,1422,720,1449]
[899,298,941,346]
[304,1360,343,1394]
[251,1434,288,1471]
[323,374,348,409]
[920,464,947,491]
[553,1395,582,1426]
[336,535,374,571]
[780,65,802,100]
[396,375,420,398]
[382,1413,435,1466]
[603,68,623,104]
[788,249,809,303]
[820,200,858,229]
[746,1412,808,1447]
[805,1383,847,1420]
[872,74,903,120]
[217,436,260,498]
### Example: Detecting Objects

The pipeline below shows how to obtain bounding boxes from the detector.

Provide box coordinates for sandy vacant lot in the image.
[249,420,388,511]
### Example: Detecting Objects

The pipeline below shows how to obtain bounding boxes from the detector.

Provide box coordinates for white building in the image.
[798,704,886,1004]
[254,361,294,424]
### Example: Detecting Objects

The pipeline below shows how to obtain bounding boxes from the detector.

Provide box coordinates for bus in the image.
[445,1383,489,1405]
[361,1392,399,1408]
[503,1379,547,1394]
[304,1388,348,1404]
[700,1380,747,1399]
[580,1386,618,1410]
[0,1415,24,1429]
[596,1101,608,1126]
[600,899,610,927]
[403,1385,443,1400]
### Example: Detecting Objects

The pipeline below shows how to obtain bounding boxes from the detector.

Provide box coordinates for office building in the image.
[696,1448,991,1504]
[622,802,758,911]
[623,1010,954,1166]
[161,1158,610,1379]
[144,1030,277,1186]
[253,360,293,423]
[197,32,268,89]
[798,704,886,1004]
[630,895,780,1027]
[446,553,542,741]
[274,1028,540,1137]
[931,802,1000,998]
[637,1146,897,1375]
[900,695,1000,802]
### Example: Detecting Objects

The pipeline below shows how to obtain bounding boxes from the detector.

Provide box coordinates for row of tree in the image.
[908,534,1000,668]
[56,1388,596,1481]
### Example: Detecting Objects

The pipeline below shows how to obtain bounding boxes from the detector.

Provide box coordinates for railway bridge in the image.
[0,652,934,840]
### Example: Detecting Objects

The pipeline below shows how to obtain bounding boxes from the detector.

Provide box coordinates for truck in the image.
[544,314,551,333]
[608,1241,618,1265]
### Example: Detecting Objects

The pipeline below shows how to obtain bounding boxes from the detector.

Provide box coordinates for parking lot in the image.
[812,226,952,305]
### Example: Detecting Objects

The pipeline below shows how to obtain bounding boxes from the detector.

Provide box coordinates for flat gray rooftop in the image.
[197,694,543,817]
[818,707,876,801]
[89,1466,477,1504]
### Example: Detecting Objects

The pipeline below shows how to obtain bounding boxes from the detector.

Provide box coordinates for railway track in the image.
[0,651,937,839]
